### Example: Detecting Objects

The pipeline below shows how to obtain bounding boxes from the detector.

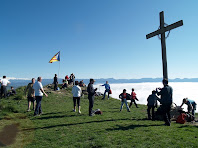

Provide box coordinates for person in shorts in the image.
[25,78,35,111]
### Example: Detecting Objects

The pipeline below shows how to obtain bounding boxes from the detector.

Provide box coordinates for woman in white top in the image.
[72,81,82,114]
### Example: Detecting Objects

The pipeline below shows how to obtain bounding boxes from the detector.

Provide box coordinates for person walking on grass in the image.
[25,78,35,111]
[101,81,110,100]
[119,89,130,112]
[87,79,97,116]
[0,76,10,98]
[33,77,48,116]
[72,81,82,114]
[157,79,173,126]
[129,88,139,108]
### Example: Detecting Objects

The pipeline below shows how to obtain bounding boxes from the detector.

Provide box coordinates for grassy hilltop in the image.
[0,85,197,148]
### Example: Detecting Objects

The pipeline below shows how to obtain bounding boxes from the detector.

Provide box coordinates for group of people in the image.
[1,75,196,125]
[0,76,16,98]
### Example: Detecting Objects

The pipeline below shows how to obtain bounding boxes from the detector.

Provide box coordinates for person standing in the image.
[147,90,159,120]
[119,89,130,112]
[101,81,110,100]
[33,77,48,116]
[87,79,97,116]
[25,78,35,111]
[53,74,58,91]
[72,81,82,114]
[180,98,197,118]
[129,88,139,108]
[157,79,173,126]
[0,76,10,98]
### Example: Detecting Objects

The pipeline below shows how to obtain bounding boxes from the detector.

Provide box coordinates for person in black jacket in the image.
[119,89,130,112]
[157,79,173,126]
[87,79,97,116]
[53,74,58,91]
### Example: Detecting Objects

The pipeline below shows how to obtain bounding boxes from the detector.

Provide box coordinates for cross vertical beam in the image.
[160,11,168,80]
[146,11,183,80]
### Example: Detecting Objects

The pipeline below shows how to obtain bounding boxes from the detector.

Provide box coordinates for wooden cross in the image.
[146,11,183,80]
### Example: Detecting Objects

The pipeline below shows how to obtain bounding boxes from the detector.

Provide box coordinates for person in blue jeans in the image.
[101,81,110,100]
[119,89,130,112]
[33,77,48,116]
[181,98,197,117]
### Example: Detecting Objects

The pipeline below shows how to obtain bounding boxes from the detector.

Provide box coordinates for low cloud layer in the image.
[95,82,198,113]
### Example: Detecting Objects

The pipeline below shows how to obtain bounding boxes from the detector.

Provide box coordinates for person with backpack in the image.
[101,81,110,100]
[129,88,139,108]
[180,98,197,117]
[119,89,130,112]
[147,90,159,120]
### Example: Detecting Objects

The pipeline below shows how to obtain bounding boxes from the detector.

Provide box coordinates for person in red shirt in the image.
[129,88,139,108]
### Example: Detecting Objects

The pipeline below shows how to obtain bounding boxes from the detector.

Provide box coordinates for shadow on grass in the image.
[22,118,130,131]
[33,114,77,120]
[106,124,163,131]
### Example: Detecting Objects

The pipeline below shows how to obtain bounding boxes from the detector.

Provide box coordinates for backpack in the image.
[176,113,187,124]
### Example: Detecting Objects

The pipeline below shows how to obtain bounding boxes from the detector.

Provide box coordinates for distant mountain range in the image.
[6,78,198,89]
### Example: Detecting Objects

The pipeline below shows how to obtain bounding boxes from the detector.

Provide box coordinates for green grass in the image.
[0,86,197,148]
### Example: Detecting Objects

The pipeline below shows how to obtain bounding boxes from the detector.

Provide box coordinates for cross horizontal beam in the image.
[146,20,183,39]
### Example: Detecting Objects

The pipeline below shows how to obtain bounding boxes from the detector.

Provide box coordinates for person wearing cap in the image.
[157,79,173,126]
[180,98,197,117]
[0,76,11,98]
[87,79,97,116]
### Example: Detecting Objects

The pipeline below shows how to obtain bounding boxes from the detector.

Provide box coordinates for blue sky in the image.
[0,0,197,79]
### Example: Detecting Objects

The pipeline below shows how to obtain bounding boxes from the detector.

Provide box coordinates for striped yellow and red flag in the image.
[49,51,60,63]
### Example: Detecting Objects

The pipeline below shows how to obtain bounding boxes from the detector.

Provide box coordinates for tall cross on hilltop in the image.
[146,11,183,80]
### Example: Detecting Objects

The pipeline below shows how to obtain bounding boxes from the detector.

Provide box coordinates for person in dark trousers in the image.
[101,81,110,100]
[53,74,58,91]
[33,77,48,116]
[129,88,139,108]
[180,98,197,118]
[0,76,10,98]
[87,79,97,116]
[157,79,173,126]
[72,81,82,114]
[147,90,159,120]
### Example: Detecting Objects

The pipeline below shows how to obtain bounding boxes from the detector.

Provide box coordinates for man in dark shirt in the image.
[87,79,97,116]
[157,79,173,126]
[54,74,58,91]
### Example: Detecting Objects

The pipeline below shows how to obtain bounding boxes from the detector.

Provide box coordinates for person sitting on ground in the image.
[101,81,111,100]
[147,90,159,120]
[25,78,35,112]
[7,86,16,96]
[79,80,85,87]
[62,79,68,89]
[129,88,139,108]
[72,81,82,114]
[119,89,130,112]
[180,98,197,119]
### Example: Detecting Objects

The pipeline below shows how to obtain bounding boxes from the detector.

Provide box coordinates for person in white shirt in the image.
[33,77,48,116]
[0,76,10,98]
[72,81,82,114]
